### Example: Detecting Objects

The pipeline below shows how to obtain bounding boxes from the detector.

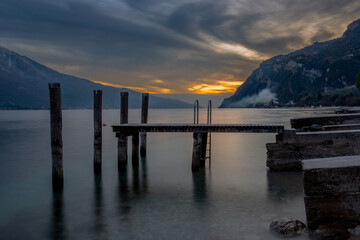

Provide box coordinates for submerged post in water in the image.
[140,93,149,156]
[192,132,202,172]
[118,92,129,171]
[49,82,63,191]
[200,133,208,168]
[93,90,102,174]
[132,133,139,167]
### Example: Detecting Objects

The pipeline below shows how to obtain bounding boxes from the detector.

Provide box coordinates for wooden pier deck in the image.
[112,123,284,135]
[112,123,284,171]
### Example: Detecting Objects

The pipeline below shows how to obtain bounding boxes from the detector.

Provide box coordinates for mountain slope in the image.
[220,18,360,108]
[0,46,192,109]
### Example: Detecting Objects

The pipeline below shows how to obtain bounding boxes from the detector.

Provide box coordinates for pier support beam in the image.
[140,93,149,156]
[192,132,202,171]
[49,83,63,192]
[200,133,208,168]
[118,133,128,171]
[118,92,128,171]
[93,90,102,174]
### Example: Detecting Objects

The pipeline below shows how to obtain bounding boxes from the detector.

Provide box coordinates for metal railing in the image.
[206,100,212,165]
[193,100,199,124]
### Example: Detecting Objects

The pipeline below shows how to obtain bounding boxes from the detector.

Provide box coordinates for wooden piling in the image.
[132,133,139,167]
[192,132,202,172]
[140,93,149,156]
[200,133,208,168]
[93,90,102,174]
[118,92,129,170]
[118,133,128,172]
[49,83,63,191]
[120,92,129,124]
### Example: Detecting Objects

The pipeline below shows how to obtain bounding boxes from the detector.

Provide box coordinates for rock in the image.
[349,225,360,239]
[309,124,324,131]
[270,218,307,237]
[312,224,350,240]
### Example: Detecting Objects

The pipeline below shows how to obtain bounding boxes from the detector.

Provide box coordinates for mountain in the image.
[0,46,193,109]
[220,18,360,108]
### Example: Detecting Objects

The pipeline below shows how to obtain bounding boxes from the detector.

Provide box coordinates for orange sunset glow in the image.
[92,79,244,95]
[92,80,173,94]
[188,80,244,94]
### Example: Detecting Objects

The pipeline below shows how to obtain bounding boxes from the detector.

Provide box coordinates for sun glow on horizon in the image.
[188,80,244,94]
[91,80,173,94]
[92,76,244,95]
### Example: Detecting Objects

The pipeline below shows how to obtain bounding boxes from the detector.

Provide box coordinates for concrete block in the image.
[304,194,360,231]
[303,156,360,195]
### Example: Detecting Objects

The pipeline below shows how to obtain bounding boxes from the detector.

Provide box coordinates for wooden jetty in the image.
[110,90,284,171]
[48,83,284,191]
[112,123,284,171]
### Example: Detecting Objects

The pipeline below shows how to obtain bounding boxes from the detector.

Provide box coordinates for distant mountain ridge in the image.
[220,18,360,107]
[0,46,193,109]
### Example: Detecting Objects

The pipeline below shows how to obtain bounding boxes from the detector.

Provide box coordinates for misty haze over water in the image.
[0,108,335,239]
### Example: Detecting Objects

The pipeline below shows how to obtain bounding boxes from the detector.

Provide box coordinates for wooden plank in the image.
[113,123,284,134]
[49,82,63,192]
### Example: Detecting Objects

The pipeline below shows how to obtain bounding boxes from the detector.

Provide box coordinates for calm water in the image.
[0,108,335,240]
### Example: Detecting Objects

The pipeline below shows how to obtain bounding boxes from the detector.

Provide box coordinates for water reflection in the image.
[118,169,131,217]
[266,171,304,203]
[93,175,106,239]
[140,156,147,192]
[117,156,149,218]
[51,192,66,240]
[192,169,209,204]
[93,144,102,174]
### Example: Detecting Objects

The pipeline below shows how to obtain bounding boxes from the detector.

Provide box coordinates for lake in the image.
[0,108,335,239]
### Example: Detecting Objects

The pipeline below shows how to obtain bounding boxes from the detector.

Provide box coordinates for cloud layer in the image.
[1,0,359,94]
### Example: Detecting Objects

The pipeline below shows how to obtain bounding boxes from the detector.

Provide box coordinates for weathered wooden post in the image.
[200,133,208,168]
[140,93,149,156]
[120,92,129,124]
[93,90,102,174]
[49,83,63,192]
[118,92,128,171]
[192,132,202,172]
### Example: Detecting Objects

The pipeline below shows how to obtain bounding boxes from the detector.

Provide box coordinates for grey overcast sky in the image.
[0,0,359,95]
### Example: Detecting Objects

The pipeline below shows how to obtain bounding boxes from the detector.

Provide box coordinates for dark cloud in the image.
[0,0,359,93]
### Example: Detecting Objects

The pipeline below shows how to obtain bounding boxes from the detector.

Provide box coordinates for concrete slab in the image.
[291,113,360,130]
[303,155,360,170]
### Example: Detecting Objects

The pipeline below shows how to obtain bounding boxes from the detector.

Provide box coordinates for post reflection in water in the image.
[192,169,209,205]
[132,165,140,195]
[117,156,149,218]
[93,174,107,239]
[118,168,131,217]
[51,192,66,240]
[266,171,304,203]
[140,156,147,193]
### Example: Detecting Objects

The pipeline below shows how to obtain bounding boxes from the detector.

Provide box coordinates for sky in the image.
[0,0,360,95]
